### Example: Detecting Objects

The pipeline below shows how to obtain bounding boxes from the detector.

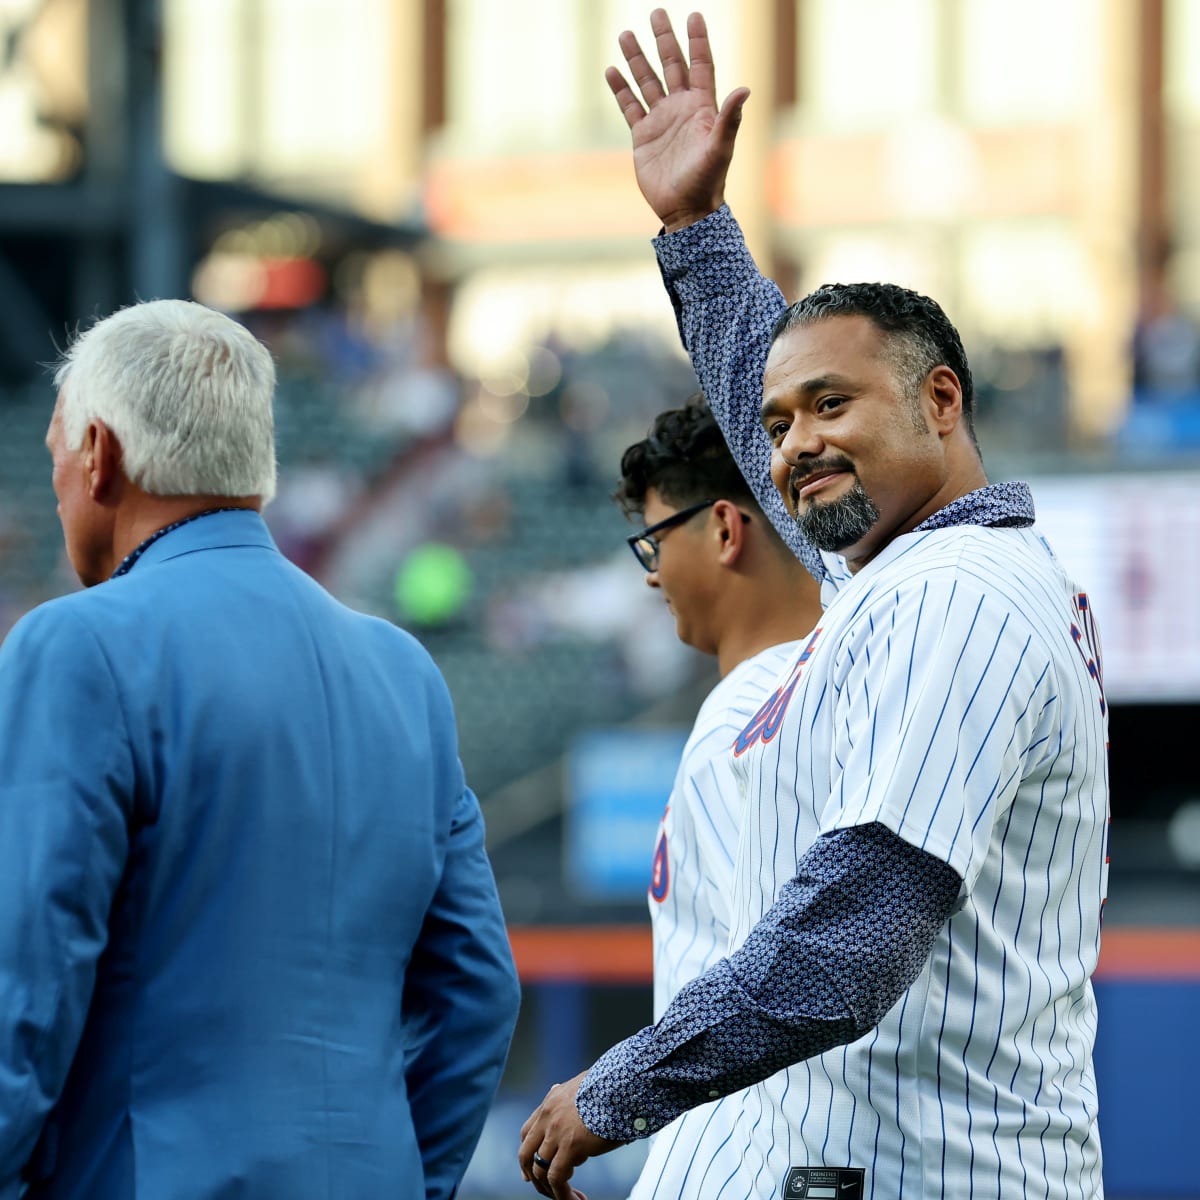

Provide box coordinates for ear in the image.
[82,420,123,502]
[712,499,748,567]
[925,366,964,437]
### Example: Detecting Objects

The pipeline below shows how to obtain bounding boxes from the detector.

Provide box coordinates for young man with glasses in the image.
[612,396,821,1199]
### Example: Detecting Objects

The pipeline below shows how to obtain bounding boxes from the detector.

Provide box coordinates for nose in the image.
[779,416,823,465]
[644,569,661,590]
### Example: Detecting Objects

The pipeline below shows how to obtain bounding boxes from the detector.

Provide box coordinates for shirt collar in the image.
[910,481,1035,534]
[817,481,1035,590]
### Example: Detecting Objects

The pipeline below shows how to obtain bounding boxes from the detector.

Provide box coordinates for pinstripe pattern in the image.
[724,524,1108,1197]
[632,642,802,1200]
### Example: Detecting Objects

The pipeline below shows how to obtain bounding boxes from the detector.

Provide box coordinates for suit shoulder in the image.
[331,601,449,682]
[0,589,117,675]
[3,586,111,636]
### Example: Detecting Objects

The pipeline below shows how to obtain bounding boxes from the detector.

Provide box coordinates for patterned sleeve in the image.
[574,822,961,1142]
[653,207,825,582]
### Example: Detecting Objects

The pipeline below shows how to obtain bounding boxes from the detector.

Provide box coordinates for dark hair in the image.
[614,394,759,519]
[771,282,977,441]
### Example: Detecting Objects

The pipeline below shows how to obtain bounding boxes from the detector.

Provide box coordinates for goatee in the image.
[797,479,880,552]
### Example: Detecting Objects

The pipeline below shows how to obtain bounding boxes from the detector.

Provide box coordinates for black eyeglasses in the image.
[626,499,718,572]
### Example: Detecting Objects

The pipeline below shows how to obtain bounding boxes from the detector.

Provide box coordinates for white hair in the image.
[55,299,278,502]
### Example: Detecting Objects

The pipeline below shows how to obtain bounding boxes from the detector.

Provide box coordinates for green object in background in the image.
[393,543,473,626]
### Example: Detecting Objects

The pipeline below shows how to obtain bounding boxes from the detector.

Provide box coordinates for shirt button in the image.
[708,1090,720,1098]
[633,1117,648,1132]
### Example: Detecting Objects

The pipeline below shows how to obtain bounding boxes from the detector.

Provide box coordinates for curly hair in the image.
[614,394,760,519]
[771,282,977,442]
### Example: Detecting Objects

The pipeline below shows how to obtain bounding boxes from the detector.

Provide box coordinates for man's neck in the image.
[844,462,990,575]
[106,495,260,578]
[715,580,821,678]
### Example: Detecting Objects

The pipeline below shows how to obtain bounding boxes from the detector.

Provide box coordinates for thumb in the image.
[713,86,750,148]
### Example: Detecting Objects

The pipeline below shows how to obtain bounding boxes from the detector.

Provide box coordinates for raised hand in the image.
[605,9,749,232]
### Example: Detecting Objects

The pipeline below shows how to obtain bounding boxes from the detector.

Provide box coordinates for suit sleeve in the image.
[401,672,520,1200]
[0,606,133,1195]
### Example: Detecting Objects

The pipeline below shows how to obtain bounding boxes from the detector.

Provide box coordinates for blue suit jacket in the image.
[0,511,520,1199]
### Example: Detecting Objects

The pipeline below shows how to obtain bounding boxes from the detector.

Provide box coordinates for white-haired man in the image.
[0,300,520,1200]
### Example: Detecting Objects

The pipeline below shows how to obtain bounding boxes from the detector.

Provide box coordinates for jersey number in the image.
[1070,592,1106,716]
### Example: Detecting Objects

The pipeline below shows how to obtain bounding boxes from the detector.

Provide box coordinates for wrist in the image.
[660,202,724,234]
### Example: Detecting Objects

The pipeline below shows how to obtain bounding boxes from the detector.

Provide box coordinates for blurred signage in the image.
[565,727,688,902]
[1030,472,1200,702]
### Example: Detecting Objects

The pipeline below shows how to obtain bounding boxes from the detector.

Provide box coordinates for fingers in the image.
[519,1079,592,1199]
[609,8,719,128]
[618,29,666,106]
[650,8,689,92]
[522,1141,575,1200]
[520,1145,554,1197]
[517,1121,545,1182]
[545,1152,584,1200]
[685,11,715,96]
[604,66,647,130]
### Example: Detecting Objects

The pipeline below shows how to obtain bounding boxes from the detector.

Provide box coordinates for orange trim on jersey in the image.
[507,925,1200,984]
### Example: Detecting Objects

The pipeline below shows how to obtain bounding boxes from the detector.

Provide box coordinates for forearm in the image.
[576,822,962,1140]
[403,789,520,1198]
[653,207,823,580]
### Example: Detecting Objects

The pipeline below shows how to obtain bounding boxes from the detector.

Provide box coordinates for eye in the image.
[815,394,848,414]
[766,419,790,443]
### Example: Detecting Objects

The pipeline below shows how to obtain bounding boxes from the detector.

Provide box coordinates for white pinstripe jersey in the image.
[713,524,1108,1199]
[630,641,804,1200]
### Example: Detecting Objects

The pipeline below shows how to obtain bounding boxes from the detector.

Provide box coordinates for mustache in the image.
[788,457,856,494]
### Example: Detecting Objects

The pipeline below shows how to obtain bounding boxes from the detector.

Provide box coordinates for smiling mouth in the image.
[792,470,850,506]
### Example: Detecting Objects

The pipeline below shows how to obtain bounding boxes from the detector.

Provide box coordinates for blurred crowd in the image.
[2,284,1197,810]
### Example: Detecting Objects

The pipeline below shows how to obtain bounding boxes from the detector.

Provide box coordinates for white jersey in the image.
[716,523,1109,1199]
[630,641,804,1200]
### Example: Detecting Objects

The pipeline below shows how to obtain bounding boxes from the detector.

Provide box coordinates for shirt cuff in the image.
[652,206,760,305]
[575,959,747,1141]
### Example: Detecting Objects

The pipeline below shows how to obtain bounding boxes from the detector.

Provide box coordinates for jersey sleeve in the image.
[653,208,825,581]
[820,573,1058,892]
[0,604,135,1191]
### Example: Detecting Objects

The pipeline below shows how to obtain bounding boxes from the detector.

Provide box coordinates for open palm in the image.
[605,10,749,232]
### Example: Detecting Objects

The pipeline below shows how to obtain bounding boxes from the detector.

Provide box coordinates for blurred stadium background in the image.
[1,0,1198,1195]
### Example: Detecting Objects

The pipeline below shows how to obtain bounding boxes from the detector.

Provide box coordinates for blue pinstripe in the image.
[936,916,955,1198]
[964,910,982,1200]
[892,990,912,1198]
[864,1027,882,1200]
